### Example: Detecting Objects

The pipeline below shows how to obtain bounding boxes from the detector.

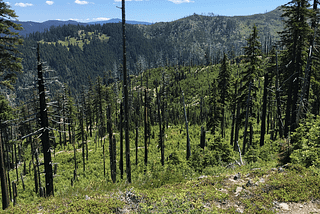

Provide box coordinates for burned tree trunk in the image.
[122,0,131,183]
[156,87,164,166]
[37,43,54,197]
[144,89,148,167]
[182,91,191,160]
[107,106,116,183]
[0,134,9,210]
[260,70,269,147]
[119,102,124,180]
[242,81,252,155]
[200,126,205,149]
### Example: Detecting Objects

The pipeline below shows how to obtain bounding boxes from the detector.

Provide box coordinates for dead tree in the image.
[182,91,191,160]
[0,132,9,210]
[242,81,252,155]
[119,102,124,179]
[260,70,269,147]
[144,88,148,167]
[122,0,131,183]
[37,43,54,196]
[200,126,205,149]
[275,50,284,138]
[107,106,116,183]
[156,87,164,166]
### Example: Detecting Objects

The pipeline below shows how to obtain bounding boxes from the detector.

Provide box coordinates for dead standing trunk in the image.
[144,89,148,167]
[156,87,164,166]
[0,131,9,210]
[242,81,252,155]
[182,91,191,160]
[37,43,54,197]
[260,70,269,147]
[119,102,124,179]
[122,0,131,183]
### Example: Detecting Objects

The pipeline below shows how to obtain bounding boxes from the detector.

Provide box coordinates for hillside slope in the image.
[16,6,284,99]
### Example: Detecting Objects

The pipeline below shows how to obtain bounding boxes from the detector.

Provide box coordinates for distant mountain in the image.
[14,20,86,37]
[15,19,152,37]
[138,6,284,61]
[87,18,152,25]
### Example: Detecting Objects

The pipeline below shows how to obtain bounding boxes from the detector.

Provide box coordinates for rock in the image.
[278,167,285,173]
[219,188,228,194]
[236,208,244,213]
[85,195,90,200]
[271,168,277,171]
[246,179,256,187]
[198,175,208,180]
[300,204,303,208]
[279,203,290,211]
[251,168,261,171]
[235,186,243,195]
[234,173,241,180]
[282,163,290,168]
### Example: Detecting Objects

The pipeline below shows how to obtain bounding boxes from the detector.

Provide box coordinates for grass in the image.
[3,120,320,213]
[39,31,110,50]
[2,62,320,213]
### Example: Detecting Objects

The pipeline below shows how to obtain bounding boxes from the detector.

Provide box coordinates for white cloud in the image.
[93,17,111,21]
[114,0,145,2]
[15,2,33,7]
[168,0,194,4]
[75,0,88,5]
[5,2,10,5]
[46,1,54,5]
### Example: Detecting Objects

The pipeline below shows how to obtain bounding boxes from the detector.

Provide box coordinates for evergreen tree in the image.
[0,1,23,90]
[207,79,222,134]
[239,24,262,154]
[217,53,231,137]
[0,95,12,210]
[279,0,312,136]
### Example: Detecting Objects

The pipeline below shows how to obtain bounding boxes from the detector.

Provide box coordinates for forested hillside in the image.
[16,6,283,99]
[2,0,320,213]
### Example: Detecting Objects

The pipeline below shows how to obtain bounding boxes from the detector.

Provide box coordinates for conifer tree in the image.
[207,79,222,134]
[217,53,231,138]
[0,1,24,204]
[0,1,23,90]
[279,0,312,136]
[239,24,262,154]
[305,0,318,105]
[0,95,12,209]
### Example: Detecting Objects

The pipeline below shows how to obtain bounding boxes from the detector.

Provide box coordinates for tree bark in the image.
[144,89,148,167]
[37,43,54,197]
[119,103,123,180]
[122,0,131,183]
[242,81,252,155]
[156,87,164,166]
[182,91,191,160]
[260,70,269,147]
[0,134,9,210]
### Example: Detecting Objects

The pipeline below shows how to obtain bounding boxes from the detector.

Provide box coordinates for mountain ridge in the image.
[15,19,152,37]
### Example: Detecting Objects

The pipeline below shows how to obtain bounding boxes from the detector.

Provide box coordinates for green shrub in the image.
[244,146,260,163]
[189,133,235,172]
[290,114,320,168]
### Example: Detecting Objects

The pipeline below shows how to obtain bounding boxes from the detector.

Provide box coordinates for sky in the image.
[4,0,290,23]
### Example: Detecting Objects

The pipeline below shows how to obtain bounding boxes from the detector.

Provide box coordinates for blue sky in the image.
[5,0,290,23]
